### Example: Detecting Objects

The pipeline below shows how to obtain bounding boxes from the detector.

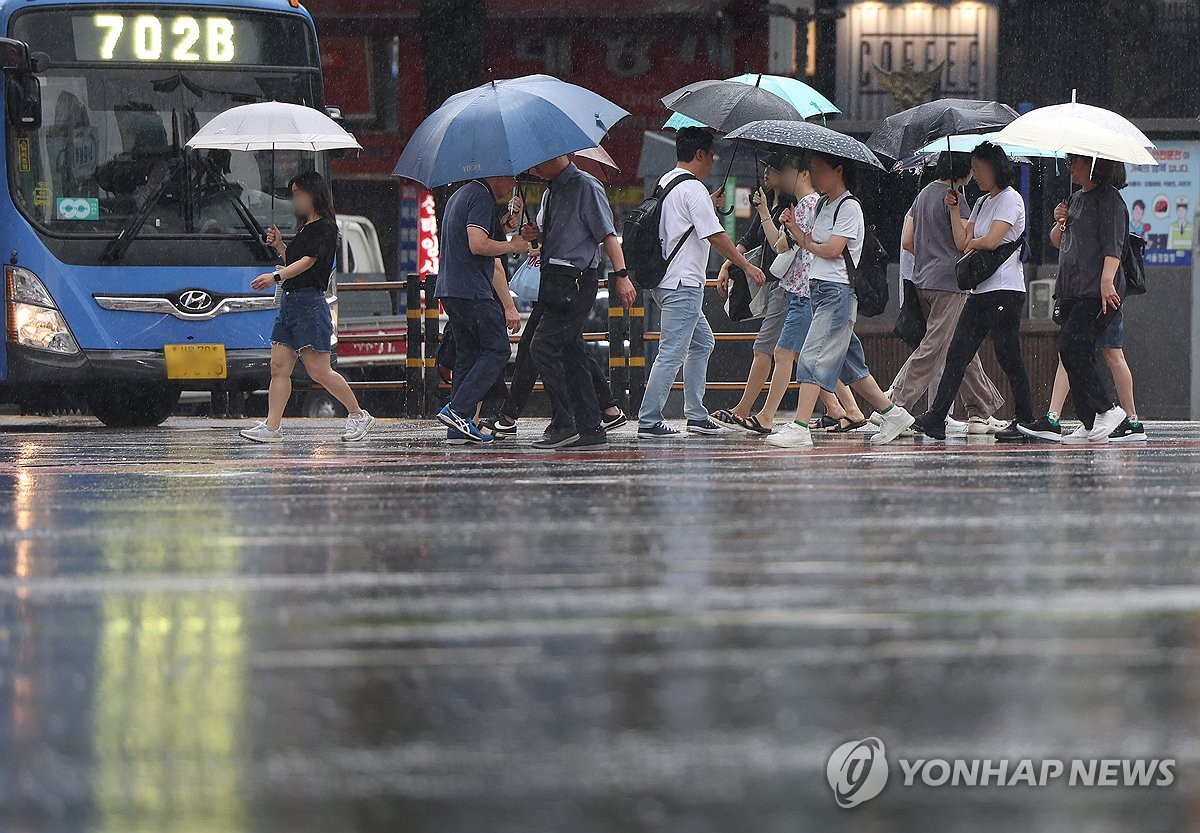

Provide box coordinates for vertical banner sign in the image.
[1124,141,1199,267]
[418,190,440,280]
[397,184,420,276]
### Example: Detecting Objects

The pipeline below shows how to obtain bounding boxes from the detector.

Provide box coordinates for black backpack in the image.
[623,172,698,290]
[817,194,890,317]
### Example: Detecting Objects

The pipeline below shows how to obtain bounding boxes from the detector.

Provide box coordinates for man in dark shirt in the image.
[434,176,529,444]
[521,156,634,449]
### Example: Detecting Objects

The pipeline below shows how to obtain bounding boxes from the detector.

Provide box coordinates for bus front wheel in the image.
[86,385,181,428]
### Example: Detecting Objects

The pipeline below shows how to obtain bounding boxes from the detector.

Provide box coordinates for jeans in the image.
[1058,296,1118,429]
[928,290,1035,424]
[531,269,602,434]
[794,280,871,392]
[439,296,510,419]
[890,287,1005,419]
[638,284,714,427]
[504,302,617,419]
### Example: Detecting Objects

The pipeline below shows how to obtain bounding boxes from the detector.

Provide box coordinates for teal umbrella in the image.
[664,73,839,130]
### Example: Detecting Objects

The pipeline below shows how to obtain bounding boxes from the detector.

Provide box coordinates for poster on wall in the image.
[1124,141,1200,267]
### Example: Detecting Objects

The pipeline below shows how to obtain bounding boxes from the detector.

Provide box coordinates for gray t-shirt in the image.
[1056,184,1128,299]
[436,180,503,300]
[540,163,615,270]
[909,181,971,293]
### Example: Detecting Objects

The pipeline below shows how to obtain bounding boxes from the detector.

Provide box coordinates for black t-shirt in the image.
[285,217,338,291]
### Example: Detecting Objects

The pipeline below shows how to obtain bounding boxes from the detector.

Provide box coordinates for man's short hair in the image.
[676,127,714,162]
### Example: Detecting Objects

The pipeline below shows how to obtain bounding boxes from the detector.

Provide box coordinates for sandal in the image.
[710,409,741,427]
[736,414,773,435]
[829,417,868,433]
[811,414,840,430]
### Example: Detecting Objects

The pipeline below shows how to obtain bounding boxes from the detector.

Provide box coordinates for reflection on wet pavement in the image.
[3,417,1200,832]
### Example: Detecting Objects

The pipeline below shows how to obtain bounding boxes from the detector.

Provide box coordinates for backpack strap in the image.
[826,193,861,274]
[658,172,699,267]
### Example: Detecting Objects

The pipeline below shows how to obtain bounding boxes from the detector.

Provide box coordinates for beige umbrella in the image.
[571,145,620,183]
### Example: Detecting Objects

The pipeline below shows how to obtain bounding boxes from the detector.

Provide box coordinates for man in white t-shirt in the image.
[637,127,766,439]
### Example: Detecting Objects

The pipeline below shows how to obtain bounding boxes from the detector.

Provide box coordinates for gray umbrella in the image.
[661,80,804,134]
[724,120,884,169]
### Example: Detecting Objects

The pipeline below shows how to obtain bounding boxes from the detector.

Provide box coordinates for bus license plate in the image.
[164,344,227,380]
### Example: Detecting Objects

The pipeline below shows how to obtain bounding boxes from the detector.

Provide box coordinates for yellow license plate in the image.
[164,343,227,380]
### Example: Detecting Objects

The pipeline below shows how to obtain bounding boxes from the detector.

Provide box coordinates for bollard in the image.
[422,273,441,417]
[607,295,629,413]
[405,272,423,418]
[627,290,647,418]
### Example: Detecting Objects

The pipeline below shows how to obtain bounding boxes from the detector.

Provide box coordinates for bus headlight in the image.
[6,266,79,354]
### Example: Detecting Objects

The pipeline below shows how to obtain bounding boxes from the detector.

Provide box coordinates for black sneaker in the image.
[480,415,517,439]
[994,420,1030,442]
[531,425,581,449]
[564,432,608,450]
[912,411,946,440]
[600,411,628,431]
[1108,418,1147,443]
[1017,414,1062,442]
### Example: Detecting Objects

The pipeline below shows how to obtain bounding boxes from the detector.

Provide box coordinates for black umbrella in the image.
[724,120,885,170]
[865,99,1019,162]
[661,79,805,134]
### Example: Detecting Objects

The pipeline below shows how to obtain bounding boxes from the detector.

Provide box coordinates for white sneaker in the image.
[342,410,376,442]
[1061,424,1093,445]
[967,416,1008,434]
[945,416,969,435]
[871,406,916,445]
[1088,406,1127,444]
[240,424,283,443]
[765,421,813,448]
[869,411,884,426]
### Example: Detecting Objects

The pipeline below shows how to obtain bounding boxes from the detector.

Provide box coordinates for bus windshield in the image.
[8,9,325,240]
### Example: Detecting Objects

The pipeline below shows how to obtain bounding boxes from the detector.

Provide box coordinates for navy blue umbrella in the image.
[392,74,629,189]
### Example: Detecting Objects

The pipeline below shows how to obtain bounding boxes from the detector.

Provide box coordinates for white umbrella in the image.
[186,101,361,152]
[994,115,1157,166]
[1000,92,1153,149]
[186,101,360,224]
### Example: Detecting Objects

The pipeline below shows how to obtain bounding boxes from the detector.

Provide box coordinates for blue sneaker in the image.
[436,405,493,444]
[446,427,471,446]
[637,422,684,440]
[686,417,727,435]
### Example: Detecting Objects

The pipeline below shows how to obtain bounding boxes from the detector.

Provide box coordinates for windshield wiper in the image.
[100,158,176,264]
[195,153,275,260]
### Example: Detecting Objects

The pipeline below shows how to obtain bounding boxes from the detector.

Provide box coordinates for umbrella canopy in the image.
[664,73,839,129]
[1008,98,1153,148]
[186,101,361,151]
[993,115,1157,166]
[915,131,1064,158]
[571,145,619,183]
[392,74,629,188]
[866,99,1018,161]
[724,120,884,170]
[661,80,804,134]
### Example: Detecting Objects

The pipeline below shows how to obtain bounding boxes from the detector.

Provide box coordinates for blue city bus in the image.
[0,0,328,425]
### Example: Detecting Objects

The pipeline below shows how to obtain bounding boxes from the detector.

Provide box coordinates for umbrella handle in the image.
[516,182,540,250]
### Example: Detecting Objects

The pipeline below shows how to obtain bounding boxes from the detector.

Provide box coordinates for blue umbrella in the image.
[664,73,839,130]
[392,74,629,188]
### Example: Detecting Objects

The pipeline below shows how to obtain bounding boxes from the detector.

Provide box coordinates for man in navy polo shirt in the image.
[435,176,530,444]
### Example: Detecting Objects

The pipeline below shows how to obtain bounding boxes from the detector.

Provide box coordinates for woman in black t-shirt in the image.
[239,171,375,443]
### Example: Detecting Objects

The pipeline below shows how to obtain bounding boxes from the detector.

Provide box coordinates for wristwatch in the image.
[610,268,629,279]
[273,266,282,283]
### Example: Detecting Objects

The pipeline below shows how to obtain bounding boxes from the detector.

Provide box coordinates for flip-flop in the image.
[829,417,869,433]
[736,414,772,435]
[811,414,840,430]
[710,409,740,427]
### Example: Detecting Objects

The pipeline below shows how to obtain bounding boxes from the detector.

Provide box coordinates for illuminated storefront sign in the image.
[836,1,999,121]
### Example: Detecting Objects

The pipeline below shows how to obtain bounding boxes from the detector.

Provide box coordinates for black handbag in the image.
[894,280,926,347]
[725,245,765,323]
[1123,232,1147,296]
[538,263,581,309]
[955,234,1026,291]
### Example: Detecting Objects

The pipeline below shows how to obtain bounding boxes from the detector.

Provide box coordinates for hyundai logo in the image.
[177,290,215,313]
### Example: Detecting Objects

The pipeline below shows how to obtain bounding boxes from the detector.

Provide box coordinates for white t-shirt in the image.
[968,187,1027,294]
[657,168,724,289]
[807,192,864,286]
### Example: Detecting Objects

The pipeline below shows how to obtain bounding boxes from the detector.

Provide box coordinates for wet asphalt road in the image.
[3,416,1200,833]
